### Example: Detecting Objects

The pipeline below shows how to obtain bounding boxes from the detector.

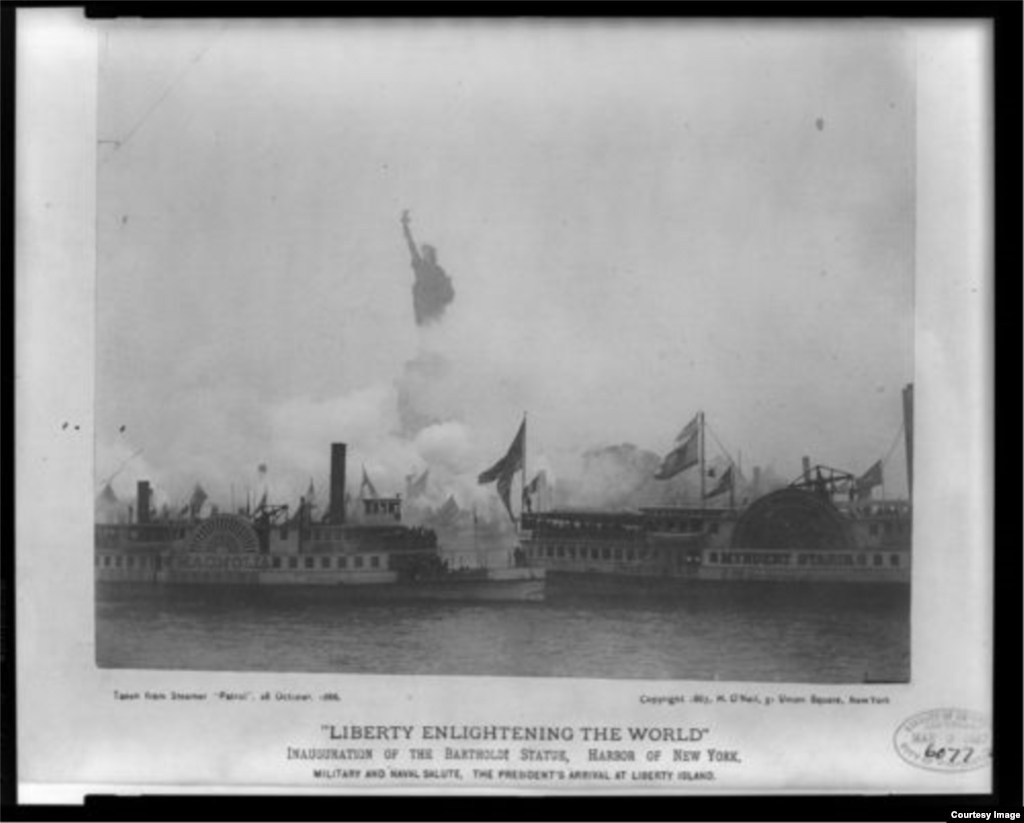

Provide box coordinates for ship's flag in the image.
[406,468,430,501]
[704,464,734,498]
[855,460,883,500]
[655,423,699,480]
[360,466,379,500]
[179,503,190,517]
[190,483,207,516]
[675,414,700,445]
[478,418,526,521]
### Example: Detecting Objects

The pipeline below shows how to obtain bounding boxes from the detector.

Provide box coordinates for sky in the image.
[95,20,915,513]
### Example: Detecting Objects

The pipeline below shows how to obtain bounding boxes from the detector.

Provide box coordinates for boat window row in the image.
[96,554,158,569]
[534,521,643,538]
[303,527,437,549]
[95,526,189,546]
[850,504,910,518]
[270,554,383,570]
[706,551,904,568]
[534,518,719,537]
[527,543,661,563]
[650,519,715,534]
[867,521,909,536]
[97,553,386,571]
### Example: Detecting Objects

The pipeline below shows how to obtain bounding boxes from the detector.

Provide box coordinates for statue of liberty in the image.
[401,210,455,326]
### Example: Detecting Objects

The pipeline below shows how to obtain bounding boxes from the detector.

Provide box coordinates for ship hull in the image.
[539,564,908,593]
[540,567,908,603]
[95,565,545,603]
[527,545,910,594]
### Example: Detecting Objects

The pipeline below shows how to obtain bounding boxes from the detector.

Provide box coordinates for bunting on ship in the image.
[478,418,526,522]
[655,413,700,480]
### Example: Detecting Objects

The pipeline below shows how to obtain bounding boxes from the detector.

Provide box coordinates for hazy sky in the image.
[95,20,915,510]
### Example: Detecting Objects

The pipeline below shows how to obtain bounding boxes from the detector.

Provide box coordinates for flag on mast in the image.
[703,464,734,498]
[655,414,700,480]
[478,418,526,522]
[855,460,883,501]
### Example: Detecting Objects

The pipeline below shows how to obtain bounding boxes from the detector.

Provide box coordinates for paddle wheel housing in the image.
[730,488,853,551]
[187,514,260,554]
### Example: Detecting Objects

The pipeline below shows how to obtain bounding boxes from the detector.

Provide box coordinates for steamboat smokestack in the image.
[801,456,811,481]
[330,443,347,524]
[137,481,151,524]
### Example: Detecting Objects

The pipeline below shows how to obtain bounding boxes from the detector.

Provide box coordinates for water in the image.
[96,582,909,683]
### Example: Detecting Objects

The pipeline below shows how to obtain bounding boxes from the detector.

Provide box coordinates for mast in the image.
[520,411,528,527]
[733,449,740,510]
[902,383,914,499]
[699,411,706,503]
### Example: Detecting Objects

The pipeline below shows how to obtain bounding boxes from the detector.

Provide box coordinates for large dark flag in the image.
[655,416,700,480]
[478,419,526,521]
[855,460,883,501]
[675,415,699,445]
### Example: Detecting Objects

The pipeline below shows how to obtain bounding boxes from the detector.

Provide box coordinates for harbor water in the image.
[95,582,909,683]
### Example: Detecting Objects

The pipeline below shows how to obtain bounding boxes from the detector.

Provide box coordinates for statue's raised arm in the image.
[401,209,420,262]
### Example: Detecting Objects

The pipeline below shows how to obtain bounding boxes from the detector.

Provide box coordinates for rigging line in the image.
[101,25,227,164]
[101,447,144,486]
[881,419,906,467]
[704,422,737,470]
